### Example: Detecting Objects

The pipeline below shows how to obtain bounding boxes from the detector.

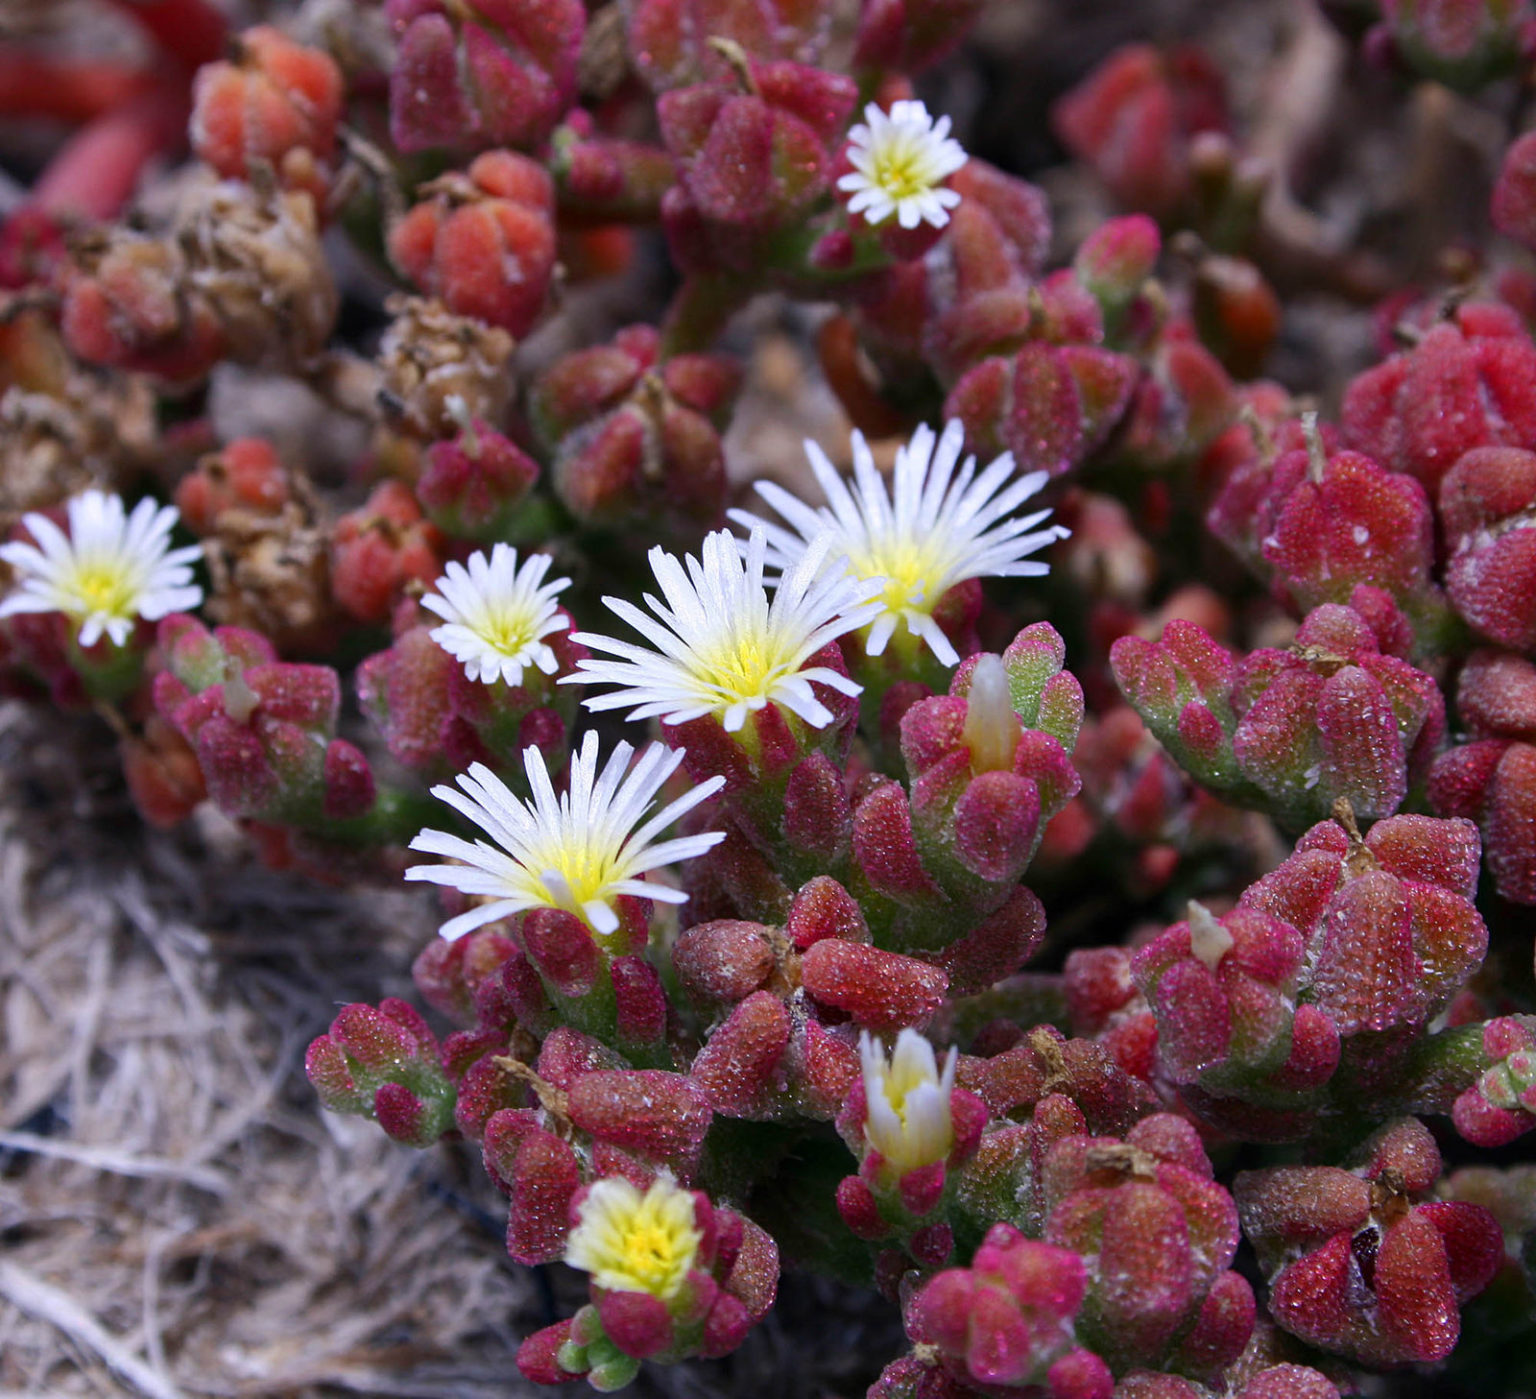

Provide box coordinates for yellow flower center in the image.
[696,633,788,700]
[68,562,137,619]
[565,1175,702,1301]
[479,608,539,656]
[534,837,624,918]
[847,537,947,614]
[871,143,933,201]
[619,1221,681,1293]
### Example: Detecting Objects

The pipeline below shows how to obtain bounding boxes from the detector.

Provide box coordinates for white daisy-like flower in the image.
[422,544,570,687]
[406,731,726,940]
[0,490,202,648]
[838,99,967,230]
[566,526,883,734]
[565,1173,702,1301]
[730,421,1069,668]
[860,1028,957,1176]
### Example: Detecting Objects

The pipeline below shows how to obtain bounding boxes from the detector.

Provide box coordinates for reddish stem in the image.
[30,87,188,221]
[99,0,228,74]
[0,51,154,124]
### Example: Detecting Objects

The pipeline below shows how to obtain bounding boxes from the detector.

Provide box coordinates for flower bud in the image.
[389,152,556,338]
[416,416,541,541]
[305,998,455,1147]
[190,26,343,204]
[1377,0,1536,90]
[1342,308,1536,496]
[1237,1118,1504,1365]
[1052,43,1229,217]
[1439,446,1536,651]
[330,481,443,624]
[386,0,584,154]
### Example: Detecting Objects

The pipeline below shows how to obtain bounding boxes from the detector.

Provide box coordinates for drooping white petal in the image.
[731,421,1069,666]
[0,489,202,646]
[566,525,882,732]
[405,731,726,940]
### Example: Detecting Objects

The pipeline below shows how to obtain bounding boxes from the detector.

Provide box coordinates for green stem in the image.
[659,273,755,357]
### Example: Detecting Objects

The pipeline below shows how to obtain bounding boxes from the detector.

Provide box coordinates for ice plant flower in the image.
[860,1028,958,1175]
[565,1173,703,1301]
[568,526,882,732]
[731,422,1068,667]
[405,732,726,939]
[838,100,968,230]
[0,490,202,647]
[421,544,570,687]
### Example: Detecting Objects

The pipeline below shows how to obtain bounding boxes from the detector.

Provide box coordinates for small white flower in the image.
[422,544,570,687]
[0,490,202,647]
[731,421,1068,667]
[567,526,882,734]
[565,1173,702,1301]
[406,731,726,940]
[838,99,967,230]
[860,1028,957,1176]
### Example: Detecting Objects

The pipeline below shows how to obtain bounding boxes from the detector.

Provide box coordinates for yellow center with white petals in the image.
[868,141,935,204]
[476,606,543,659]
[565,1176,702,1300]
[526,833,627,927]
[693,630,800,705]
[854,540,949,613]
[65,561,138,622]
